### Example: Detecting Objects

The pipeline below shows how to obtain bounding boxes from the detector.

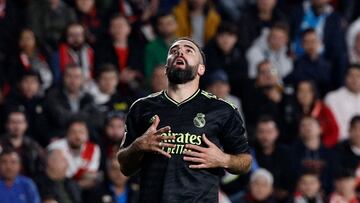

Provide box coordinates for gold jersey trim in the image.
[163,89,200,106]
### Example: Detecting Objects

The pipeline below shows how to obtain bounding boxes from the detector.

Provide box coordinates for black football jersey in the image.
[122,89,249,203]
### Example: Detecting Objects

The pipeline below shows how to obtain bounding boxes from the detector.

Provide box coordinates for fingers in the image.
[188,164,208,169]
[153,148,172,158]
[202,134,214,147]
[157,135,176,142]
[155,126,171,135]
[151,115,160,129]
[183,156,205,163]
[185,144,206,153]
[183,150,204,158]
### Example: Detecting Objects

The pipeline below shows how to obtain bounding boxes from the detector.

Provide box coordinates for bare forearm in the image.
[117,143,144,176]
[222,153,252,174]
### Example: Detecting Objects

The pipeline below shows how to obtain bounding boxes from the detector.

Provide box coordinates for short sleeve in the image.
[121,102,141,148]
[220,108,249,154]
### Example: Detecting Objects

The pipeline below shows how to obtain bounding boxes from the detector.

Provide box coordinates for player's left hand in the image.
[183,134,229,169]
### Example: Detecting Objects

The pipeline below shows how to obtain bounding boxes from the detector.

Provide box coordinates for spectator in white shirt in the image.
[325,64,360,141]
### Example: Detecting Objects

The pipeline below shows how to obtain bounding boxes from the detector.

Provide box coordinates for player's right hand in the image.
[133,115,175,158]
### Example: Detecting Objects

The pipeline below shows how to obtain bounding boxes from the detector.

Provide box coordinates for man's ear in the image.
[198,64,205,76]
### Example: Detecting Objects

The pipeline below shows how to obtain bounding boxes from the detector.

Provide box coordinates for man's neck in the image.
[3,178,16,187]
[167,80,199,103]
[262,145,275,155]
[114,39,128,48]
[259,10,272,21]
[46,168,64,181]
[113,184,126,195]
[10,135,23,148]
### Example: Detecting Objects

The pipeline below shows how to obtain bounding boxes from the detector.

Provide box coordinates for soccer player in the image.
[117,37,252,202]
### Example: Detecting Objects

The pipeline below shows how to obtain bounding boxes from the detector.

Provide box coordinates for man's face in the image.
[151,66,168,92]
[298,175,321,198]
[110,16,131,41]
[335,177,356,196]
[256,62,279,86]
[302,32,321,56]
[105,118,125,142]
[67,122,88,149]
[206,82,230,99]
[350,122,360,146]
[346,68,360,94]
[268,28,288,51]
[166,40,204,84]
[67,25,85,49]
[311,0,329,9]
[47,150,68,178]
[216,33,237,54]
[297,82,315,107]
[6,112,27,138]
[98,71,118,95]
[0,153,21,181]
[256,121,278,148]
[250,177,273,201]
[257,0,277,12]
[157,15,177,38]
[75,0,94,13]
[19,30,36,52]
[20,76,40,99]
[64,67,84,93]
[299,118,321,141]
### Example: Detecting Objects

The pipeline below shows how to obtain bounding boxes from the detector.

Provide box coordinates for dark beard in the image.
[166,62,197,84]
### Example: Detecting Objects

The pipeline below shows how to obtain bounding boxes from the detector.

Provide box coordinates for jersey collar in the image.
[163,89,200,106]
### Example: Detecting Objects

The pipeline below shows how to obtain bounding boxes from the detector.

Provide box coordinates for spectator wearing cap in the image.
[231,168,276,203]
[3,70,48,145]
[0,148,41,203]
[35,149,82,203]
[0,109,45,177]
[205,69,242,111]
[99,111,126,170]
[329,170,360,203]
[336,115,360,187]
[204,22,247,97]
[144,12,178,80]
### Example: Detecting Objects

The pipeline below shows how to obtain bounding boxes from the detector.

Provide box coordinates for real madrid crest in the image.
[193,113,206,128]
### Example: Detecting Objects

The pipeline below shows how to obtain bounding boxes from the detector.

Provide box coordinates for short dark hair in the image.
[256,59,272,72]
[105,111,126,126]
[348,63,360,73]
[216,22,238,35]
[19,70,42,84]
[271,22,290,35]
[0,147,19,160]
[301,28,317,39]
[257,115,277,127]
[350,115,360,129]
[95,63,119,81]
[171,37,206,65]
[6,107,27,123]
[334,168,355,180]
[66,116,88,131]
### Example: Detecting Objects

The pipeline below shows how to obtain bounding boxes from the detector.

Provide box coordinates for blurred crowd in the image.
[0,0,360,202]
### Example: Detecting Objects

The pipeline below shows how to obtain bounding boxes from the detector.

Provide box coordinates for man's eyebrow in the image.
[169,44,179,51]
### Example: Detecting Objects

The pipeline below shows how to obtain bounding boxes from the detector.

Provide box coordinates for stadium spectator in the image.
[98,111,126,170]
[150,65,168,93]
[172,0,221,47]
[205,69,242,111]
[90,157,139,203]
[6,28,53,91]
[0,149,41,203]
[0,109,45,177]
[57,23,94,81]
[290,0,347,89]
[214,0,254,22]
[231,168,276,203]
[35,149,82,203]
[336,115,360,187]
[47,118,101,189]
[94,15,144,96]
[45,65,100,138]
[3,71,48,145]
[290,116,337,194]
[74,0,103,43]
[294,80,339,148]
[237,0,287,51]
[288,171,325,203]
[29,0,77,51]
[204,22,247,97]
[252,116,292,201]
[242,60,286,137]
[347,18,360,64]
[144,12,177,79]
[325,64,360,141]
[246,23,293,80]
[329,170,360,203]
[286,29,331,96]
